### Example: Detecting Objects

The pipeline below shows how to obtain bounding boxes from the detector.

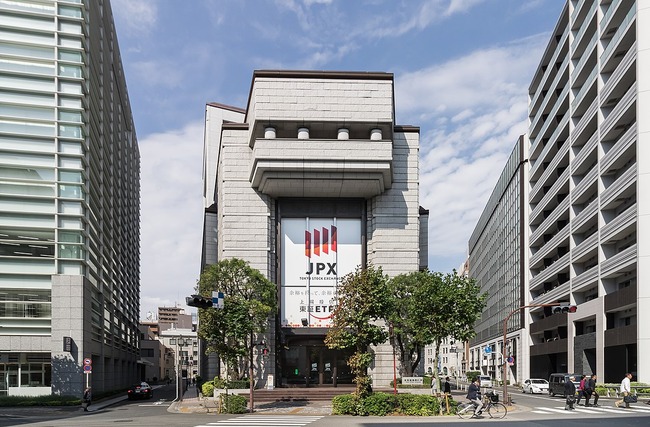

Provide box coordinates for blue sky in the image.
[110,0,564,319]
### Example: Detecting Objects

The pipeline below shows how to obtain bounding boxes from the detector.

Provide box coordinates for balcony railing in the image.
[600,82,636,139]
[571,31,597,85]
[530,226,570,268]
[571,165,598,203]
[530,115,569,177]
[571,231,599,263]
[530,63,569,136]
[601,123,635,172]
[572,264,598,291]
[600,244,636,278]
[571,66,597,111]
[600,41,636,104]
[571,98,597,145]
[570,1,597,53]
[600,163,636,208]
[600,3,636,65]
[529,31,570,117]
[530,140,569,203]
[571,131,598,173]
[531,197,570,246]
[600,203,636,244]
[530,167,570,225]
[530,251,571,289]
[572,198,598,232]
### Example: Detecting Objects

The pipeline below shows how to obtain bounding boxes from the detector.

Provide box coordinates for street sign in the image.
[212,291,224,309]
[83,358,92,365]
[63,336,72,352]
[483,347,492,355]
[83,365,92,372]
[507,356,515,366]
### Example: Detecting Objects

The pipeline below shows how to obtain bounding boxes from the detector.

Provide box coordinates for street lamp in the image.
[171,336,192,401]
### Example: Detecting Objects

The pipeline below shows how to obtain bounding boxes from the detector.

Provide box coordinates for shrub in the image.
[332,394,359,415]
[212,377,249,389]
[395,393,440,416]
[0,395,80,407]
[466,371,481,382]
[201,381,215,397]
[229,379,249,389]
[219,393,247,414]
[358,392,395,416]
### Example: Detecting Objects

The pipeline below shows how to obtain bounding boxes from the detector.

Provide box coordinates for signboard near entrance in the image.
[280,218,361,328]
[402,377,424,386]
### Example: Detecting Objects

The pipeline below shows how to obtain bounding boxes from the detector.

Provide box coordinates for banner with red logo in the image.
[281,218,361,327]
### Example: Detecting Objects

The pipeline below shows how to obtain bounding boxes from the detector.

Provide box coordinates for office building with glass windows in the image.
[467,136,528,385]
[201,70,428,388]
[527,0,648,382]
[0,0,140,396]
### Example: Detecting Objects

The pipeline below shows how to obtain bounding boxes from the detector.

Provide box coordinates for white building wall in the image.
[637,1,650,382]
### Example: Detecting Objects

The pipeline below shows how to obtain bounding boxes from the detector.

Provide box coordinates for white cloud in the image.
[110,0,158,36]
[358,0,486,39]
[397,37,546,270]
[139,121,205,318]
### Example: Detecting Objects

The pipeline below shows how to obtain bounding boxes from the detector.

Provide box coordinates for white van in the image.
[479,375,492,387]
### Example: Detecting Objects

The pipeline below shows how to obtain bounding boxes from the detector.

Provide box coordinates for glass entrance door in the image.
[281,342,354,386]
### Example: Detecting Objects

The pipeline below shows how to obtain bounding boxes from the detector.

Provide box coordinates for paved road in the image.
[2,385,650,427]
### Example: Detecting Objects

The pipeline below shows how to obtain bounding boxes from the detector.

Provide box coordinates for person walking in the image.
[615,373,633,408]
[564,376,576,410]
[443,376,452,394]
[585,374,599,406]
[576,375,587,406]
[81,387,92,412]
[467,378,483,417]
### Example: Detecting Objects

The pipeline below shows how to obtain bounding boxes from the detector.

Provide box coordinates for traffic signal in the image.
[186,294,213,309]
[552,304,577,314]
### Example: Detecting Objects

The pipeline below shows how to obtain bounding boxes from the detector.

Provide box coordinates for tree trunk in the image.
[249,334,254,412]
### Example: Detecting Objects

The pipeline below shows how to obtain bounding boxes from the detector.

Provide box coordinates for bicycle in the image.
[457,391,507,419]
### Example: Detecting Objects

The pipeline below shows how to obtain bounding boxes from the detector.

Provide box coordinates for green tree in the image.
[196,258,277,412]
[325,265,392,397]
[414,271,486,391]
[385,270,430,377]
[385,270,486,388]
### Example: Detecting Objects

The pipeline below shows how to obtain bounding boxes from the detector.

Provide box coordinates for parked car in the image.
[522,378,549,394]
[478,375,492,387]
[548,373,581,397]
[127,382,153,400]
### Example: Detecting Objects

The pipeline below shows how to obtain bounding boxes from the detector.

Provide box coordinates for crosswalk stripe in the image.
[196,415,324,427]
[537,407,579,414]
[532,405,650,416]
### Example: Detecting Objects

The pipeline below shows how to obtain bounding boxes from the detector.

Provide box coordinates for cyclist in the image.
[467,378,483,416]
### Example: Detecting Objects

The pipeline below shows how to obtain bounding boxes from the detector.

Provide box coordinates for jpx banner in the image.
[281,217,361,327]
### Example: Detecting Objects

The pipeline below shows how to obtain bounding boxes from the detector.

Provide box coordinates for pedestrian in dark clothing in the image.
[444,377,451,394]
[585,374,599,406]
[564,376,576,410]
[576,375,587,405]
[82,387,92,412]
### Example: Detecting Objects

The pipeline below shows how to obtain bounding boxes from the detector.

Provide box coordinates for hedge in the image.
[332,392,450,416]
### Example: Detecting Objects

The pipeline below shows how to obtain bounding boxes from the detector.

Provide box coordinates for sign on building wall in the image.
[281,218,361,327]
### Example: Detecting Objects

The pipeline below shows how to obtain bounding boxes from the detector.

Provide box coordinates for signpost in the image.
[83,358,92,388]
